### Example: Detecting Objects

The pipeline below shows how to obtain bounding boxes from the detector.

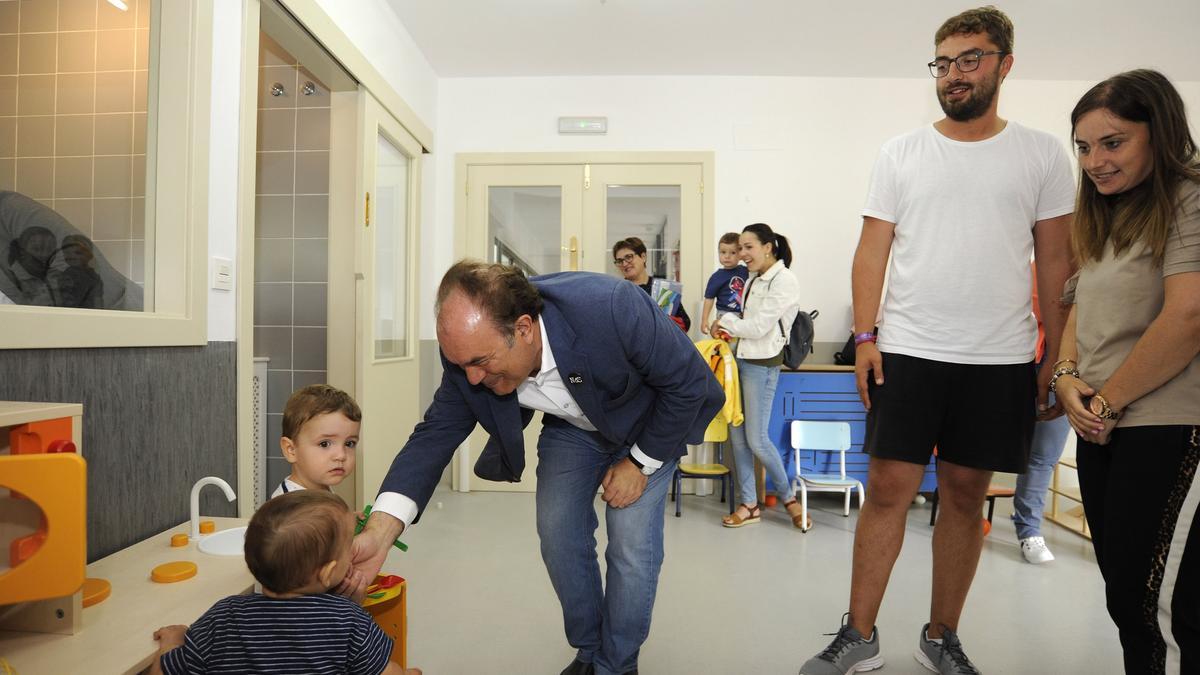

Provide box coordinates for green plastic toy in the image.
[355,504,409,552]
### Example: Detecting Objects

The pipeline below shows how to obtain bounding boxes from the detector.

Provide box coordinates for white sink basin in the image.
[198,526,247,556]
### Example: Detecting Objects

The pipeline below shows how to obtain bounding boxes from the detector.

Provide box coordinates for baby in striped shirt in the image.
[150,491,420,675]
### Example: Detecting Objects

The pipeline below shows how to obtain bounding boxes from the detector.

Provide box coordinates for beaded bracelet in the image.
[853,332,877,345]
[1048,366,1080,393]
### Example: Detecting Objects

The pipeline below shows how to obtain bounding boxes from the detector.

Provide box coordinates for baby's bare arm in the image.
[149,624,188,675]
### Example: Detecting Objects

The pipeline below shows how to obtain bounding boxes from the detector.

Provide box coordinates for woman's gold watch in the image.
[1088,394,1121,420]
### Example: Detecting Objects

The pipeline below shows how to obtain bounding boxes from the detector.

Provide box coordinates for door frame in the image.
[451,152,716,492]
[234,0,431,514]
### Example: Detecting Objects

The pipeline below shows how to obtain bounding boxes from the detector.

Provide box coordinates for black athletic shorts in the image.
[863,352,1036,474]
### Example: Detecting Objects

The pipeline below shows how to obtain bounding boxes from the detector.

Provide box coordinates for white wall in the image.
[434,75,1200,341]
[205,0,439,342]
[207,0,242,341]
[309,0,440,346]
[203,2,1200,345]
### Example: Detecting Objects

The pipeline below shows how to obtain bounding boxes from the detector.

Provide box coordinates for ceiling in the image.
[387,0,1200,82]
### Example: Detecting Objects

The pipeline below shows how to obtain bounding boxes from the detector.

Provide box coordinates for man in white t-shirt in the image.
[801,8,1075,675]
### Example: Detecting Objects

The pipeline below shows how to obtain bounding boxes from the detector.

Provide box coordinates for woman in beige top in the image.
[1052,69,1200,674]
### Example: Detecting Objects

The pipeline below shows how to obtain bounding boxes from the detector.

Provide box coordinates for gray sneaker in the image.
[799,613,884,674]
[914,623,982,674]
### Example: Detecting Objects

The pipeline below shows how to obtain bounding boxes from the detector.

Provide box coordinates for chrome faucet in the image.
[190,476,237,539]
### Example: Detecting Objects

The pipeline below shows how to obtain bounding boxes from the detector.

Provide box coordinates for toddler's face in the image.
[283,412,359,489]
[718,242,740,269]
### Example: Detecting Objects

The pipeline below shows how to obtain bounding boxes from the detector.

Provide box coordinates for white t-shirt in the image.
[269,477,333,499]
[862,122,1076,364]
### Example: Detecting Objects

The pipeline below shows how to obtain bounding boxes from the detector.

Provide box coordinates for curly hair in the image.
[281,384,361,441]
[935,6,1014,54]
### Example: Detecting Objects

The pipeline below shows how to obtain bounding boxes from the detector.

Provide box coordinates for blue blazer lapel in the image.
[540,302,614,440]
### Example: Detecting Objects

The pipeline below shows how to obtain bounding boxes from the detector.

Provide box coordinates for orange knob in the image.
[170,534,189,547]
[199,521,215,534]
[151,561,197,583]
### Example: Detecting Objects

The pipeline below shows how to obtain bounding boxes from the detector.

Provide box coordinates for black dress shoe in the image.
[560,659,595,675]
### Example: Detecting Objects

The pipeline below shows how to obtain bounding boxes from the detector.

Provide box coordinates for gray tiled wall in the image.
[253,33,331,491]
[0,342,237,562]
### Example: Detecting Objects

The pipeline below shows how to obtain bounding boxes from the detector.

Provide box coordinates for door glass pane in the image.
[373,133,409,359]
[606,185,682,282]
[0,0,152,311]
[488,186,561,276]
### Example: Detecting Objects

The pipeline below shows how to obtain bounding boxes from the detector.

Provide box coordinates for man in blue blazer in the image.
[351,260,724,675]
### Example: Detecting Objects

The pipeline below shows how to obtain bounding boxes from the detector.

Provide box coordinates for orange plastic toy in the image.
[362,574,407,668]
[0,453,87,605]
[7,419,80,566]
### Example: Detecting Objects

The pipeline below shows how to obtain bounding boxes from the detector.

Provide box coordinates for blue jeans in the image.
[535,417,676,675]
[730,358,794,506]
[1012,413,1071,539]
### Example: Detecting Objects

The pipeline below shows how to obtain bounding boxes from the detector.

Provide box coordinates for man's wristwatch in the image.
[1088,393,1121,421]
[627,454,657,476]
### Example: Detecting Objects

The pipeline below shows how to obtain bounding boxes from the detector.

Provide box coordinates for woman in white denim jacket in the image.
[712,223,806,529]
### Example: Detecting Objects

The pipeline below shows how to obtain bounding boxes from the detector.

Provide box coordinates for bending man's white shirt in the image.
[373,317,662,528]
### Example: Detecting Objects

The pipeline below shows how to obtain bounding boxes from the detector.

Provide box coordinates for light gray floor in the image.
[383,488,1122,674]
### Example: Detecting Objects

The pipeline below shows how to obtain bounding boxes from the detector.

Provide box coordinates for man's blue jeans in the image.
[1012,413,1072,539]
[535,417,676,675]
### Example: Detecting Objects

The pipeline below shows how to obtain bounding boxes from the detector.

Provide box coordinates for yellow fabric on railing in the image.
[694,338,742,442]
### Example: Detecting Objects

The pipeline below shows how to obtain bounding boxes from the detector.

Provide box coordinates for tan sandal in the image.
[783,499,813,531]
[722,503,762,528]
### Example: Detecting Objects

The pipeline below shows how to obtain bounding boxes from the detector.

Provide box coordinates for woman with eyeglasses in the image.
[611,237,690,331]
[1051,69,1200,674]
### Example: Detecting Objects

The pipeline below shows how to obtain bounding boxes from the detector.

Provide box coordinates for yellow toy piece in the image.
[0,453,87,605]
[150,561,198,583]
[82,577,112,607]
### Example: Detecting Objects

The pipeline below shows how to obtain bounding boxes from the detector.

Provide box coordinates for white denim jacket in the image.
[717,259,801,360]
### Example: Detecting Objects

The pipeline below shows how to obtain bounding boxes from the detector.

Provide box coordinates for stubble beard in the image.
[937,68,1000,122]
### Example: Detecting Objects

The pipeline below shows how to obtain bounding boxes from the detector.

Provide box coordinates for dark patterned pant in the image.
[1078,425,1199,675]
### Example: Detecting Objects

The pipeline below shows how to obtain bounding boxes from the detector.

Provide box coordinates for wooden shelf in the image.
[1049,459,1090,540]
[0,402,83,428]
[1048,485,1082,502]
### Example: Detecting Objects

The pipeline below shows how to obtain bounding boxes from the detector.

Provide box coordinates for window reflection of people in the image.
[4,225,58,306]
[612,236,691,331]
[0,191,143,310]
[56,235,104,309]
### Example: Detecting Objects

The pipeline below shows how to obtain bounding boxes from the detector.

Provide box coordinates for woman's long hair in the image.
[1071,69,1200,266]
[743,223,792,268]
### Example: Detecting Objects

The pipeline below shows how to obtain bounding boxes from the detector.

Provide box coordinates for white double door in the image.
[453,159,707,493]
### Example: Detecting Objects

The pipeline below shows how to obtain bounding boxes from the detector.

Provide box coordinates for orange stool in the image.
[928,485,1017,535]
[363,575,407,668]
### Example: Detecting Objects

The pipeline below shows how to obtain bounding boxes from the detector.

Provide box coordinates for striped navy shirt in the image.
[159,593,392,675]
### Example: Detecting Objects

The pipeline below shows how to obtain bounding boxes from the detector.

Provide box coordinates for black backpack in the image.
[780,309,818,369]
[749,273,817,369]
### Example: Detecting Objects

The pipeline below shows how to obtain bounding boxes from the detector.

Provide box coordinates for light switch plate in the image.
[211,257,233,291]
